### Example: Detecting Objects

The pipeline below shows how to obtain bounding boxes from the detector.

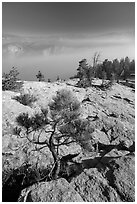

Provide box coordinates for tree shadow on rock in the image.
[2,164,51,202]
[2,174,25,202]
[63,141,135,182]
[81,156,121,170]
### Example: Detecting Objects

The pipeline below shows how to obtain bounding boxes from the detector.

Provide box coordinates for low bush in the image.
[13,93,37,106]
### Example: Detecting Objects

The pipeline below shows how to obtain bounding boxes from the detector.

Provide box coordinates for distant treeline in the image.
[95,57,135,80]
[71,56,135,82]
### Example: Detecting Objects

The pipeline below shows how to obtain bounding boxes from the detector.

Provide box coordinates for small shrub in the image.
[16,110,49,131]
[13,93,37,106]
[2,67,23,91]
[99,81,114,91]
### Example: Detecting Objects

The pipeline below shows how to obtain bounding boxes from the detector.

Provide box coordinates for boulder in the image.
[71,168,120,202]
[106,154,135,202]
[18,178,83,202]
[71,154,135,202]
[91,129,110,145]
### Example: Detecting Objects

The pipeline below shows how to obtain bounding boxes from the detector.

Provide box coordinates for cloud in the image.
[2,43,24,58]
[2,31,134,58]
[8,45,23,54]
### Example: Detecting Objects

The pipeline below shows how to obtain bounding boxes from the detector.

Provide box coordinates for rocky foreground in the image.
[2,79,135,202]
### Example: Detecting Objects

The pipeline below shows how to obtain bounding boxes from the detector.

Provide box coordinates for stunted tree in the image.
[112,59,120,83]
[2,67,23,91]
[15,89,94,180]
[77,59,95,87]
[92,52,100,78]
[124,56,130,80]
[102,70,107,85]
[36,71,45,82]
[102,59,113,80]
[56,76,60,81]
[93,52,100,68]
[119,58,126,80]
[130,59,135,74]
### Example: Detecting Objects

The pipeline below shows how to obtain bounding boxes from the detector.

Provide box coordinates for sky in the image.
[2,2,135,81]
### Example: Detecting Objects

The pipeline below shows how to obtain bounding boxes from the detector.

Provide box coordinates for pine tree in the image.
[15,89,94,179]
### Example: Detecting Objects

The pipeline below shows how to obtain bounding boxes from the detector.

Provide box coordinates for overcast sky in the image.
[2,2,135,81]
